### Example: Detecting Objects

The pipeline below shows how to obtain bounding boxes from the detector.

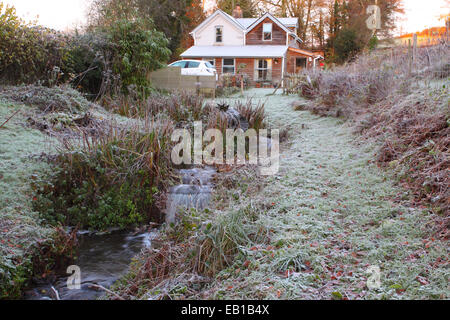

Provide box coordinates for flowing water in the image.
[25,166,216,300]
[25,230,158,300]
[165,166,216,224]
[24,104,245,300]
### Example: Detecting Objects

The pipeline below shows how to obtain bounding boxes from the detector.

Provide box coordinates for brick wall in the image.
[181,57,284,87]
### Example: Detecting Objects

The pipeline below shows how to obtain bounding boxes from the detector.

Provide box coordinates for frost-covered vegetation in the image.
[1,0,447,301]
[109,89,449,300]
[0,81,267,298]
[0,100,77,298]
[0,2,170,97]
[296,45,449,218]
[33,118,175,230]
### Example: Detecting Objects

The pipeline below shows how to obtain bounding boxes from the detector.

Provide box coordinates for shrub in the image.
[0,3,72,85]
[333,28,362,64]
[0,84,92,113]
[65,32,109,99]
[99,17,171,95]
[33,118,175,230]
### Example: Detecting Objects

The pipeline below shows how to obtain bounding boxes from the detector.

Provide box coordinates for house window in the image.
[215,26,223,43]
[263,23,272,41]
[255,59,272,81]
[222,58,235,74]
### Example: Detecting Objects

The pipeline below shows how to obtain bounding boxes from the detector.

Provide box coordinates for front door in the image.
[295,57,307,73]
[254,59,273,82]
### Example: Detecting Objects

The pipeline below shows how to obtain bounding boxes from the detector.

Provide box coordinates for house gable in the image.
[246,16,288,45]
[191,10,245,46]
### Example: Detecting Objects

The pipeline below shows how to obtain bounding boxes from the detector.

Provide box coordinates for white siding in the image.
[194,14,244,46]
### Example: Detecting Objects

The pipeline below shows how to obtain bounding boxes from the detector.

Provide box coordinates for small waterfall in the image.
[165,166,216,224]
[224,107,249,131]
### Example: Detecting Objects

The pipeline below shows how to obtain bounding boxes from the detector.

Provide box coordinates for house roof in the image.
[288,47,315,57]
[236,17,298,29]
[190,9,245,35]
[245,12,292,34]
[180,45,289,58]
[191,10,299,35]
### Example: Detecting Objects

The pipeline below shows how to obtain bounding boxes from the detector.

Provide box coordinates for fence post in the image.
[408,38,412,76]
[196,76,200,95]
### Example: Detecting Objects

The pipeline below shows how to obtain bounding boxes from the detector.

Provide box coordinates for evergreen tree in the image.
[216,0,258,18]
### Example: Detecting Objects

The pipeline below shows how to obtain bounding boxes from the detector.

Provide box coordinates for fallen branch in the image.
[267,82,282,96]
[90,284,125,300]
[0,108,20,129]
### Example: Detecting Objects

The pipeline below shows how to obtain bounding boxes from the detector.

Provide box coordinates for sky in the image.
[1,0,449,34]
[1,0,91,31]
[400,0,449,34]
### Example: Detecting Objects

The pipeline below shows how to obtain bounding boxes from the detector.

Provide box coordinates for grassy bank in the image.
[111,89,449,300]
[296,45,449,220]
[0,99,64,298]
[0,85,171,297]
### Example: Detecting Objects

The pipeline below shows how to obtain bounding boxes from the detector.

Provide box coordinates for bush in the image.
[33,118,174,230]
[0,84,92,113]
[333,28,362,64]
[0,3,170,98]
[0,3,72,86]
[99,17,170,95]
[65,33,108,99]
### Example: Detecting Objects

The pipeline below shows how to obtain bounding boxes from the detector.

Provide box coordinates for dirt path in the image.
[209,89,448,300]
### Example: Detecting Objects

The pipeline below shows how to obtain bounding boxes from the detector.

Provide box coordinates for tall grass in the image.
[101,90,206,123]
[111,201,269,299]
[34,115,175,230]
[204,98,267,133]
[234,98,266,132]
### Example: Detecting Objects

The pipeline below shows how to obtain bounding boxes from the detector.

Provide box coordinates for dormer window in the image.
[215,26,223,43]
[263,23,272,41]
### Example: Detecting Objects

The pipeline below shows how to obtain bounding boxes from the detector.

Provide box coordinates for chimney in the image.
[232,4,243,19]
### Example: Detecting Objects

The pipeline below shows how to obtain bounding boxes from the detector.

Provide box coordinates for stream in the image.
[25,165,217,300]
[24,105,248,300]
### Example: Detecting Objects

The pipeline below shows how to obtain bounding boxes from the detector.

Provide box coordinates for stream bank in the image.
[5,91,251,300]
[25,164,217,300]
[201,89,449,300]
